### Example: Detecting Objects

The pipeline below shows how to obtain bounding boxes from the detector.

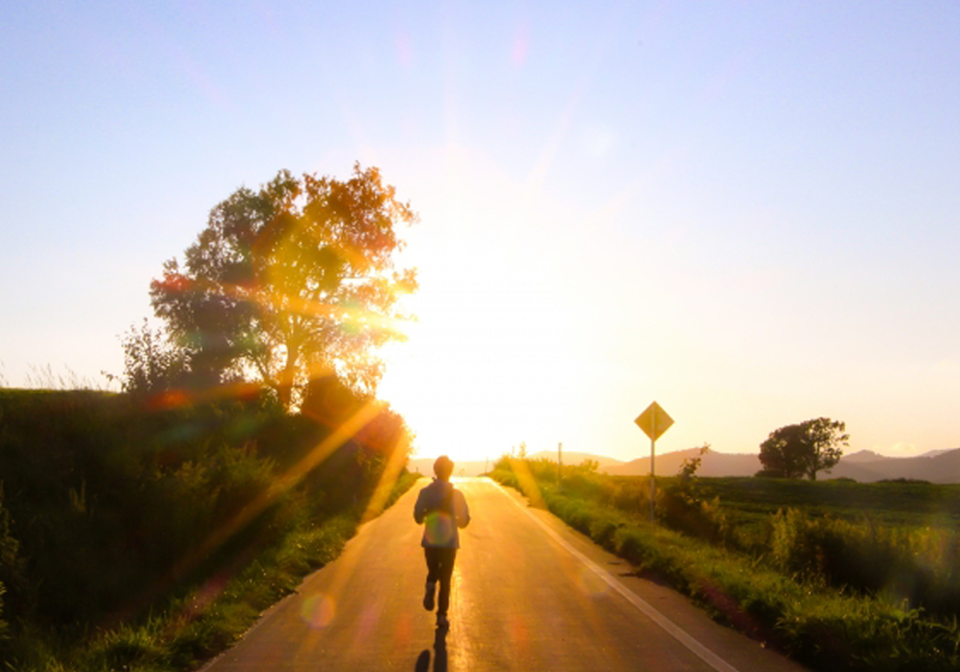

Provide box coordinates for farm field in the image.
[617,474,960,527]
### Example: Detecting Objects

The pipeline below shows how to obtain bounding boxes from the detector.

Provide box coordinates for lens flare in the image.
[300,593,336,628]
[574,564,609,598]
[393,612,413,647]
[423,511,456,546]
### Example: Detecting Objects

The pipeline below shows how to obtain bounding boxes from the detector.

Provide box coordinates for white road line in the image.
[488,479,742,672]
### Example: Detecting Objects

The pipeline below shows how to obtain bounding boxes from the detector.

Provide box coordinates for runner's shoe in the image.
[423,581,436,611]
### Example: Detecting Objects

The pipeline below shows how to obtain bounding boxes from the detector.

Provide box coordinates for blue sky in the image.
[2,1,958,462]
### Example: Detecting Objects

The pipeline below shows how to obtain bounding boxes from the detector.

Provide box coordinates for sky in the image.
[2,1,959,464]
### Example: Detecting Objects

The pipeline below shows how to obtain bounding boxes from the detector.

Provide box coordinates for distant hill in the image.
[407,451,624,478]
[842,448,957,462]
[528,451,624,469]
[918,448,957,458]
[406,458,491,477]
[841,449,888,463]
[600,446,960,483]
[602,447,762,478]
[407,447,960,482]
[828,448,960,483]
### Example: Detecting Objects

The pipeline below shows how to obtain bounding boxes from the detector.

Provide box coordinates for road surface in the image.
[200,477,809,672]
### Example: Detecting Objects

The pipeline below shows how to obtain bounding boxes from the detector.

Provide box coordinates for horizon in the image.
[2,3,959,464]
[409,444,960,463]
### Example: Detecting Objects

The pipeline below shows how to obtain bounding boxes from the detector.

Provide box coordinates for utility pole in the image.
[558,442,563,493]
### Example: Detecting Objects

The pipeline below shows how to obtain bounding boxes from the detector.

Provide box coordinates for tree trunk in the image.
[277,342,300,410]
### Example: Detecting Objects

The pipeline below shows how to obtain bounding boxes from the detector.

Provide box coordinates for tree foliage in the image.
[146,164,417,406]
[757,417,849,480]
[113,319,190,394]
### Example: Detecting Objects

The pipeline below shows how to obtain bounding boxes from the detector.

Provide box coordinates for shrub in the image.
[0,388,411,656]
[769,507,960,618]
[0,483,25,647]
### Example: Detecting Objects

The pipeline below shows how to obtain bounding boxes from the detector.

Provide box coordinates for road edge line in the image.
[488,478,742,672]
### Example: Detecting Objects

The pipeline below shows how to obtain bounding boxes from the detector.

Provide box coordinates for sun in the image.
[373,151,602,466]
[377,317,500,465]
[377,266,579,465]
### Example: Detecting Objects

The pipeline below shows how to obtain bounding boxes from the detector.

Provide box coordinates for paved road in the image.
[201,477,809,672]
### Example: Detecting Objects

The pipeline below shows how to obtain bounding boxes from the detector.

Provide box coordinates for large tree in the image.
[757,417,849,480]
[149,163,417,406]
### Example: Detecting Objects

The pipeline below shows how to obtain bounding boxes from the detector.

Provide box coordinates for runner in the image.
[413,455,470,629]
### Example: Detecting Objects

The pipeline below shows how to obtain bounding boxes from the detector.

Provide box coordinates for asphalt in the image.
[199,477,811,672]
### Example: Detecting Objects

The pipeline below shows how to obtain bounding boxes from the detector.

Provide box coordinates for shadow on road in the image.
[414,626,448,672]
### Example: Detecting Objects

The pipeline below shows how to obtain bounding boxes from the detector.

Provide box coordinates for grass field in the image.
[628,475,960,564]
[681,476,960,527]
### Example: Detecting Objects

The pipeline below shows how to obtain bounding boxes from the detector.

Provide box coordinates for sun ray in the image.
[507,458,544,508]
[158,274,413,338]
[161,400,384,585]
[360,425,414,524]
[524,14,617,193]
[287,443,414,661]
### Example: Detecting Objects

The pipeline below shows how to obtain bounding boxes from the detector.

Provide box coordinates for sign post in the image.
[634,401,674,522]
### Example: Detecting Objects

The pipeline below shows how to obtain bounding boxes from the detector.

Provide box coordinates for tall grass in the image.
[531,455,960,619]
[768,507,960,617]
[0,388,415,671]
[20,364,113,391]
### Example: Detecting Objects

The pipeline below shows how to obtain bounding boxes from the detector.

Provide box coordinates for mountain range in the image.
[406,458,493,478]
[563,447,960,483]
[408,447,960,482]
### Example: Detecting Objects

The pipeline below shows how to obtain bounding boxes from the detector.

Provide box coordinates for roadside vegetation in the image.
[0,387,417,672]
[0,164,422,670]
[490,455,960,672]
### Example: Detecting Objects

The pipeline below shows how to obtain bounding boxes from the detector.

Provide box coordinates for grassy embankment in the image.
[491,456,960,672]
[0,388,417,672]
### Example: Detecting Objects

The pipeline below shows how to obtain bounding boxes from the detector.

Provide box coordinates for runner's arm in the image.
[455,491,470,528]
[414,490,427,524]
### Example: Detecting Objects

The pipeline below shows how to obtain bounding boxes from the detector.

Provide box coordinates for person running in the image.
[413,455,470,629]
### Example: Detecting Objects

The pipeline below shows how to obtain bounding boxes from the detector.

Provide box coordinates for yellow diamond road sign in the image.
[634,401,674,441]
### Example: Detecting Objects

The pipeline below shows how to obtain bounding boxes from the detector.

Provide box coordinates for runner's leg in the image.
[424,548,441,584]
[423,548,440,610]
[436,548,457,616]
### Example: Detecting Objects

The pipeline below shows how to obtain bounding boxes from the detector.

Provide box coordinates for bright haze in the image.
[2,3,958,465]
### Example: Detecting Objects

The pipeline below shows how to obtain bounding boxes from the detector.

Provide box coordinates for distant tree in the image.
[577,458,599,474]
[756,424,809,479]
[757,418,848,481]
[147,164,418,407]
[113,319,191,394]
[517,441,528,459]
[678,444,710,481]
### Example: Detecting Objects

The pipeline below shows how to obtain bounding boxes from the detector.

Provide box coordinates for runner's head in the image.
[434,455,454,481]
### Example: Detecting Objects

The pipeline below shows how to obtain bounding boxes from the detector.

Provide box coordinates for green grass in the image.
[0,387,418,672]
[491,459,960,672]
[11,472,419,672]
[684,476,960,527]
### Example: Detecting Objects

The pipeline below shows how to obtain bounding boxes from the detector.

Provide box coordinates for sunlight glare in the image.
[375,146,640,464]
[377,233,589,462]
